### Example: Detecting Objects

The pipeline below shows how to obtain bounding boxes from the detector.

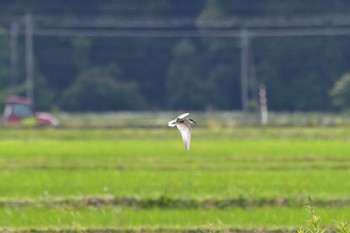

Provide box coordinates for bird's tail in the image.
[168,120,177,127]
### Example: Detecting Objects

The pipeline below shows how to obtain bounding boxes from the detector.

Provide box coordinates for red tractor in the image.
[3,96,59,126]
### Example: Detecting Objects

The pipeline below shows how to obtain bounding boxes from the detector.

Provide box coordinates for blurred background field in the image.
[0,126,350,232]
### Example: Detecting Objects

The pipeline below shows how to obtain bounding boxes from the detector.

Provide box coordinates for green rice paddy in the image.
[0,127,350,232]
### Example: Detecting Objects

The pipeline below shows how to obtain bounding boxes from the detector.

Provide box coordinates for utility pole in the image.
[248,47,258,111]
[259,84,268,125]
[25,13,34,103]
[10,21,19,90]
[240,29,250,117]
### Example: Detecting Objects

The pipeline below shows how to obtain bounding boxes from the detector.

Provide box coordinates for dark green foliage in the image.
[60,64,145,111]
[1,1,350,111]
[165,39,206,109]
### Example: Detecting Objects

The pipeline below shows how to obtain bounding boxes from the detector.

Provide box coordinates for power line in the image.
[3,15,350,38]
[4,15,350,29]
[29,27,350,38]
[34,16,350,30]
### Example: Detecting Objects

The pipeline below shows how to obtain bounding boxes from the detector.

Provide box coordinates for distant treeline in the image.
[1,0,350,112]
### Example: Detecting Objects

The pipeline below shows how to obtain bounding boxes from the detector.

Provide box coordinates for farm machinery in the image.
[3,96,59,126]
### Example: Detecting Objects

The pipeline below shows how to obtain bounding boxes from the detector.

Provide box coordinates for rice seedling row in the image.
[1,207,349,231]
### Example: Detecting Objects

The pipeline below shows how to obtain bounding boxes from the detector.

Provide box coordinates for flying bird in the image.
[168,113,197,151]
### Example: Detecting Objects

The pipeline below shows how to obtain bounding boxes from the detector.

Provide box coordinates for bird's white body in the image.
[168,113,196,151]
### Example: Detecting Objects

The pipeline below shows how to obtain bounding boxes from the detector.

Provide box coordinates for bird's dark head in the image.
[189,119,197,124]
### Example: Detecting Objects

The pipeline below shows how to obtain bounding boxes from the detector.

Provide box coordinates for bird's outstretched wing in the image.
[176,122,191,151]
[177,112,190,120]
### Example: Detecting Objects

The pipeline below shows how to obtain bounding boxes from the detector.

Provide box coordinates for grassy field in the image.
[0,127,350,232]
